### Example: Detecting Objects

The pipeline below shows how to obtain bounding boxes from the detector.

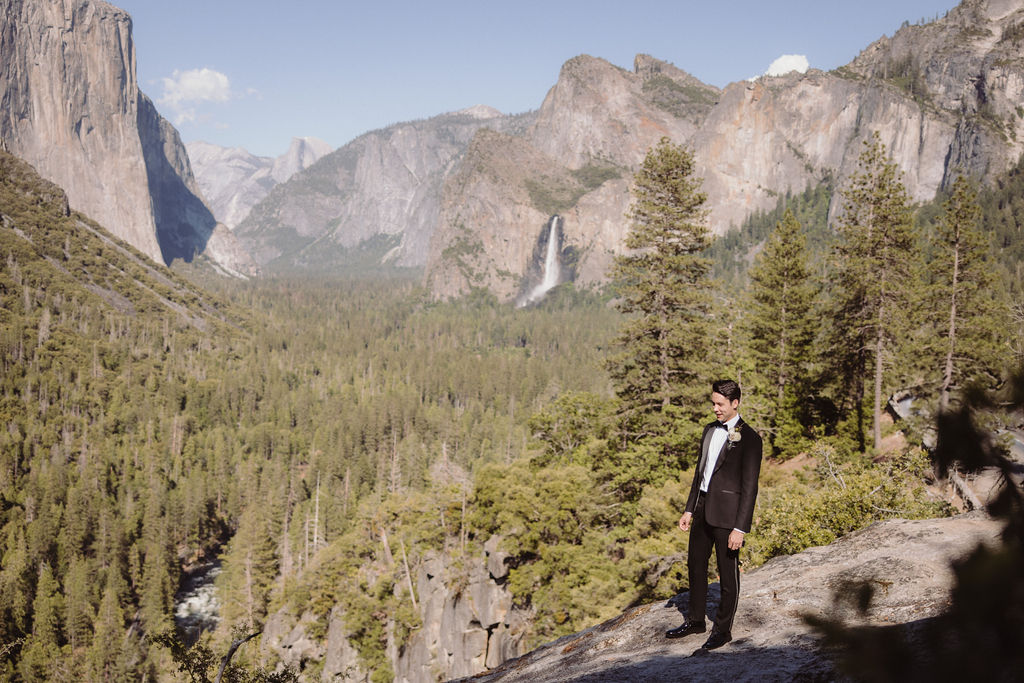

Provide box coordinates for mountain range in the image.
[3,0,1024,299]
[227,0,1024,300]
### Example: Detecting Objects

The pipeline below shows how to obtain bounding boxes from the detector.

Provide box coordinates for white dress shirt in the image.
[700,414,740,493]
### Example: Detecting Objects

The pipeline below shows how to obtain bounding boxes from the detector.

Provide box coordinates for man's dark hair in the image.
[712,379,741,403]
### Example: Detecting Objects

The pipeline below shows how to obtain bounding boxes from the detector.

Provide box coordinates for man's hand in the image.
[678,512,693,532]
[728,529,745,550]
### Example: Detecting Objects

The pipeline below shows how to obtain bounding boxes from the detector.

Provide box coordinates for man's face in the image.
[711,392,739,423]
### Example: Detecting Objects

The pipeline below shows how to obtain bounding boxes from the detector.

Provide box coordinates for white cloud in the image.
[159,68,232,107]
[765,54,810,77]
[157,68,234,127]
[173,108,197,126]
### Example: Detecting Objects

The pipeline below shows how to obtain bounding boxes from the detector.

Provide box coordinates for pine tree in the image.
[607,137,712,448]
[216,474,279,633]
[87,575,129,681]
[931,175,1007,409]
[63,555,95,652]
[743,208,818,457]
[18,563,64,682]
[829,133,918,452]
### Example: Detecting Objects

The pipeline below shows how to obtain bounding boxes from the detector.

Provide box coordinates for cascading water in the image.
[524,215,562,305]
[174,561,221,642]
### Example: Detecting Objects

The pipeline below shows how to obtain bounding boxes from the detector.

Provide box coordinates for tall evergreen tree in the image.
[18,564,63,682]
[88,574,130,681]
[930,175,1007,409]
[607,137,712,443]
[829,133,918,452]
[216,473,279,633]
[743,208,818,457]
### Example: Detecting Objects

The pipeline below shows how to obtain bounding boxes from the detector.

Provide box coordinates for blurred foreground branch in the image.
[806,367,1024,682]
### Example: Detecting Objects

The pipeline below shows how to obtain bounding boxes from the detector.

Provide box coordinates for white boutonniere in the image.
[727,426,742,444]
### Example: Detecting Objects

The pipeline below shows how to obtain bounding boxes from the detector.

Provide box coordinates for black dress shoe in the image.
[700,630,732,650]
[665,621,706,639]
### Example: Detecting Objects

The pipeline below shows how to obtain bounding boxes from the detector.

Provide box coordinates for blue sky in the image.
[113,0,959,158]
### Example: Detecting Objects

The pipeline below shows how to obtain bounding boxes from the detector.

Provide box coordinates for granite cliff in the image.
[261,536,529,682]
[0,0,253,275]
[429,0,1024,300]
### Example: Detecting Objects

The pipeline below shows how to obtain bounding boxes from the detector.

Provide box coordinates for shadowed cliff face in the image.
[0,0,161,260]
[137,93,217,265]
[0,0,253,275]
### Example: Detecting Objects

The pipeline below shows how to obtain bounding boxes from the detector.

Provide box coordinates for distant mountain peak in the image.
[187,137,333,229]
[454,105,505,119]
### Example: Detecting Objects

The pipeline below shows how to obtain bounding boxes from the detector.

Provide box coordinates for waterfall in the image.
[524,216,561,304]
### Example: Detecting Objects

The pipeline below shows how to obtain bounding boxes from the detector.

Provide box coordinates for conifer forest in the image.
[1,136,1023,680]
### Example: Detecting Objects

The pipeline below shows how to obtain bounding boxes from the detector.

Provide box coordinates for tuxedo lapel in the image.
[700,422,716,463]
[710,418,744,477]
[701,424,713,461]
[696,423,714,481]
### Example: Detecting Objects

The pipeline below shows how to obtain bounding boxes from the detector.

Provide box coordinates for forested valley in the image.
[1,136,1022,681]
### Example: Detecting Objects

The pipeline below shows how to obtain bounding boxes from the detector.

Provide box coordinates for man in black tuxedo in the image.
[665,379,762,652]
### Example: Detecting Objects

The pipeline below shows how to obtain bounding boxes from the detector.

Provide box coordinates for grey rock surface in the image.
[458,513,1001,683]
[272,535,527,682]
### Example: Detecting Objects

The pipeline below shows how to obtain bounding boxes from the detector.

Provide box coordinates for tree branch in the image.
[215,630,262,683]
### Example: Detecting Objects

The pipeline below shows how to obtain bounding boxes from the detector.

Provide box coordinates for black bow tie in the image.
[717,422,729,430]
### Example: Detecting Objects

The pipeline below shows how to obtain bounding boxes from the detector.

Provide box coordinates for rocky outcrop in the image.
[526,54,718,171]
[263,536,527,682]
[0,0,253,274]
[391,540,525,682]
[261,513,1003,682]
[458,513,1002,682]
[187,137,332,230]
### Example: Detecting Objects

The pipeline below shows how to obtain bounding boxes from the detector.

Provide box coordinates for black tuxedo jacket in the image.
[684,418,763,533]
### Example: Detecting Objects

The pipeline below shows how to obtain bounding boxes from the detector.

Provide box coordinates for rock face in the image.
[187,137,332,230]
[425,54,717,301]
[234,108,534,271]
[457,513,1002,683]
[262,536,527,682]
[428,0,1024,301]
[244,0,1024,301]
[0,0,253,274]
[526,54,719,171]
[690,0,1024,233]
[391,547,525,682]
